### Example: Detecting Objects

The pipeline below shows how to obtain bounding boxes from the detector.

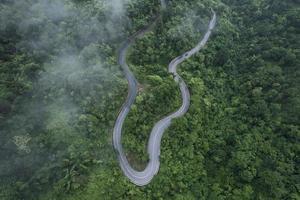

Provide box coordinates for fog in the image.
[167,10,208,40]
[0,0,131,195]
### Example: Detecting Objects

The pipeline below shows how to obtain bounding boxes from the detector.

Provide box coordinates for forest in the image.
[0,0,299,199]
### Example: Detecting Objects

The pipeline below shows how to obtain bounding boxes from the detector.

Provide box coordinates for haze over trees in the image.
[0,0,299,199]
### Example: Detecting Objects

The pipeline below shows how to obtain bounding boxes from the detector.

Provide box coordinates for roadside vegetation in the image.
[0,0,299,199]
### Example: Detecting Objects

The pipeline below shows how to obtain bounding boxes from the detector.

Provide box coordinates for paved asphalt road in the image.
[113,1,217,186]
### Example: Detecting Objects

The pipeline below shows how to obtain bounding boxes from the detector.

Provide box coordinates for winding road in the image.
[113,1,216,186]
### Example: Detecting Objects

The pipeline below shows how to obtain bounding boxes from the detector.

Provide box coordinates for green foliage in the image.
[0,0,299,199]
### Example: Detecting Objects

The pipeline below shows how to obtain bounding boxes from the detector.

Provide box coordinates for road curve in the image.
[113,2,217,186]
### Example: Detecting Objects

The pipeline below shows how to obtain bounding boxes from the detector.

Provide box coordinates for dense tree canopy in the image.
[0,0,299,199]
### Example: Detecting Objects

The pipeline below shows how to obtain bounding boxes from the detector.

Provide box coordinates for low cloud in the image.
[0,0,127,185]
